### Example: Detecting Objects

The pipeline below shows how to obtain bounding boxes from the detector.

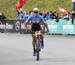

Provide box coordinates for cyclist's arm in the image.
[24,15,32,29]
[40,16,49,32]
[44,23,49,32]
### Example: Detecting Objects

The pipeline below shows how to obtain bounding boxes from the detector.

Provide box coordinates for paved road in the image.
[0,33,75,65]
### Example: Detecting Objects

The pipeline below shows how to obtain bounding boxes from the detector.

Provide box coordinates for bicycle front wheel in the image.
[36,38,41,61]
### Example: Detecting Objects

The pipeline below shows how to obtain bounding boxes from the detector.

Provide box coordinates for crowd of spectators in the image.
[17,8,75,24]
[0,8,75,24]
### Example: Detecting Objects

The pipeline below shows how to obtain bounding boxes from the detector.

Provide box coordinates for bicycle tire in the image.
[36,38,40,61]
[36,46,39,61]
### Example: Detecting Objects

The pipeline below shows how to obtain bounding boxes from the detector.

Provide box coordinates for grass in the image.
[0,0,72,19]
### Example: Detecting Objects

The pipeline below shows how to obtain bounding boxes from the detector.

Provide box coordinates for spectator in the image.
[50,11,56,19]
[39,13,43,16]
[72,0,75,12]
[18,12,24,20]
[63,11,70,20]
[0,12,6,21]
[44,10,51,20]
[0,12,6,24]
[18,8,24,20]
[55,12,60,22]
[71,11,75,24]
[29,10,33,15]
[72,0,75,24]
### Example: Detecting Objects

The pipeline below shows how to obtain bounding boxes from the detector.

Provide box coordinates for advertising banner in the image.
[46,19,75,34]
[0,19,75,35]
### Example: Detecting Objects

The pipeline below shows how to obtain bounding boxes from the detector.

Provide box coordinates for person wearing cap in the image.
[24,8,49,56]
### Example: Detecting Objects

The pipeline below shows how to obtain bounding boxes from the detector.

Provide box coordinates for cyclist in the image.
[24,8,49,56]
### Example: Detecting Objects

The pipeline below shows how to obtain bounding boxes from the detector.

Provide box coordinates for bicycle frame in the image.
[35,31,42,61]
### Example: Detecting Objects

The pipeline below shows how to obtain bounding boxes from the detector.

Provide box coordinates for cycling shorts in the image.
[31,23,41,34]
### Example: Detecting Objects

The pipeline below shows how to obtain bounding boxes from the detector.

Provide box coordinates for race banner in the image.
[46,19,75,34]
[0,20,37,33]
[0,19,75,35]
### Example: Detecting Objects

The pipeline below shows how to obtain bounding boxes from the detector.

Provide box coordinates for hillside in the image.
[0,0,72,19]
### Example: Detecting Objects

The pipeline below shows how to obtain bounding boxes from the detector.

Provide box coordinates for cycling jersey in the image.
[31,23,41,32]
[26,14,45,23]
[26,14,45,33]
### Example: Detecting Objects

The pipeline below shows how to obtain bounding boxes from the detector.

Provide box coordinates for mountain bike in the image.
[34,31,42,61]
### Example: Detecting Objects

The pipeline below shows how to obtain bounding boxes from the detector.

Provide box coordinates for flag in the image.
[19,0,26,8]
[16,0,26,12]
[58,7,66,13]
[58,7,68,15]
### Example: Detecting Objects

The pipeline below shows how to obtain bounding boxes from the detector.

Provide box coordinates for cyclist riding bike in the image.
[24,8,49,56]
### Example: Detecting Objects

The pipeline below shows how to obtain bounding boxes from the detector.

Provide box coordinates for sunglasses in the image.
[34,11,39,13]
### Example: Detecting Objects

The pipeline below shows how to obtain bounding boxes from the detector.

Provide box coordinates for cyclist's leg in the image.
[37,24,44,48]
[32,34,36,50]
[40,34,44,48]
[32,34,36,56]
[31,24,37,56]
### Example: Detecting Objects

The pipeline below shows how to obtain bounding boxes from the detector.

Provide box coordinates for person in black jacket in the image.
[0,12,6,24]
[71,11,75,24]
[0,12,6,21]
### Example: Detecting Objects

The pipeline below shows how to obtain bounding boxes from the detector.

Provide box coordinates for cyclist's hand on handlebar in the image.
[40,30,44,33]
[46,29,49,32]
[45,30,49,33]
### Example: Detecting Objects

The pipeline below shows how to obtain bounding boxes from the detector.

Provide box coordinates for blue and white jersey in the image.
[18,13,29,21]
[44,12,51,20]
[26,14,45,23]
[18,13,24,20]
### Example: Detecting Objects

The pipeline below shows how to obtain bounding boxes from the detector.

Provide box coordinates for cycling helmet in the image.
[33,8,39,12]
